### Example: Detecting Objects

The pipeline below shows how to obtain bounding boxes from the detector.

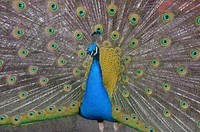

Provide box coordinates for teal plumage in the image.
[0,0,200,132]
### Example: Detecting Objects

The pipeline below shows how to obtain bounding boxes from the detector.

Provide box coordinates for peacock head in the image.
[86,44,99,61]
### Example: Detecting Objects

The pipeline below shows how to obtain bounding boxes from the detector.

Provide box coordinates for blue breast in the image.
[80,58,115,122]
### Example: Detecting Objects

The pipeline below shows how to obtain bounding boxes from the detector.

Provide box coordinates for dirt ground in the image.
[0,115,138,132]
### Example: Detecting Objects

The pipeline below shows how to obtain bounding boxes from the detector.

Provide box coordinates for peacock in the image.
[0,0,200,132]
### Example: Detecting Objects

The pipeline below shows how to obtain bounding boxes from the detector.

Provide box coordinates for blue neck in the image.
[80,53,115,121]
[85,53,104,95]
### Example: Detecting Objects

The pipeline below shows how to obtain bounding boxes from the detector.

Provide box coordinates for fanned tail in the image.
[0,0,200,132]
[108,0,200,132]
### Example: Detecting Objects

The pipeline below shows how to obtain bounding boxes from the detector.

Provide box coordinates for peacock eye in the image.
[0,115,6,120]
[28,66,38,75]
[49,106,53,110]
[163,14,169,20]
[132,18,136,22]
[12,27,24,39]
[77,34,81,38]
[145,88,153,95]
[107,4,117,16]
[112,105,121,113]
[14,118,19,121]
[48,1,58,12]
[149,127,155,132]
[64,84,72,92]
[47,41,58,51]
[70,101,79,108]
[74,30,83,40]
[114,47,121,55]
[81,52,84,56]
[57,57,67,67]
[79,11,84,16]
[39,77,49,86]
[191,50,197,56]
[73,68,81,76]
[10,116,22,125]
[17,29,23,36]
[76,7,87,18]
[128,13,140,26]
[180,101,189,109]
[130,113,139,122]
[111,31,120,40]
[10,77,15,81]
[22,50,27,54]
[190,49,199,60]
[129,38,139,48]
[58,108,62,112]
[94,24,103,34]
[177,66,187,76]
[144,125,148,129]
[45,26,56,35]
[6,75,17,85]
[120,114,130,123]
[49,28,54,33]
[18,2,24,9]
[150,59,160,68]
[51,4,57,10]
[78,50,86,58]
[46,105,56,114]
[32,67,37,71]
[122,75,129,83]
[161,11,174,23]
[123,56,131,64]
[19,91,28,99]
[17,29,23,35]
[110,9,114,14]
[160,37,172,47]
[163,109,171,117]
[52,44,57,48]
[162,82,171,92]
[122,90,129,97]
[13,1,26,11]
[22,92,26,96]
[30,111,34,116]
[136,69,144,77]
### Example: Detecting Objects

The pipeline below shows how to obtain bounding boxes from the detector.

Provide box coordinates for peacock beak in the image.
[85,54,91,63]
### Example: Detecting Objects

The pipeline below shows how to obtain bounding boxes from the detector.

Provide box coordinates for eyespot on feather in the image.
[107,4,117,16]
[48,1,59,12]
[13,1,26,12]
[76,7,87,18]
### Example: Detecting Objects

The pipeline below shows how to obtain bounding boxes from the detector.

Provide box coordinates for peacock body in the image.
[0,0,200,132]
[80,44,115,122]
